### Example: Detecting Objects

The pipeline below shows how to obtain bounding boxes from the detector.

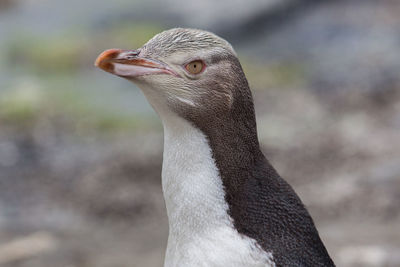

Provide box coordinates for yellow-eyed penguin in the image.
[95,28,335,267]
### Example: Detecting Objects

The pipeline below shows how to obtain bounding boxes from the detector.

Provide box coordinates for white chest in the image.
[160,114,275,267]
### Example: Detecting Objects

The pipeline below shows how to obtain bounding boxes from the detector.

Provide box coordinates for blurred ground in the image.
[0,0,400,267]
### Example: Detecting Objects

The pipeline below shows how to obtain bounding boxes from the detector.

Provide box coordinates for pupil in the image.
[194,64,196,68]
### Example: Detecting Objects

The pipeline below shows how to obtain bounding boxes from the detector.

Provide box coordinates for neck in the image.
[160,113,274,267]
[139,84,274,266]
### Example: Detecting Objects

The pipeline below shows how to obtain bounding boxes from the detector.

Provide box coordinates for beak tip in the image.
[95,48,123,69]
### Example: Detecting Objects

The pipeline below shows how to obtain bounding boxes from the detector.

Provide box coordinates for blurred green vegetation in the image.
[0,78,159,134]
[5,22,164,73]
[1,22,165,134]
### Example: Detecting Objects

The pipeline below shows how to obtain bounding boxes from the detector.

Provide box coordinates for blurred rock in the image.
[0,232,57,265]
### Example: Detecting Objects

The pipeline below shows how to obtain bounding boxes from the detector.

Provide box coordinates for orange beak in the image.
[95,49,179,78]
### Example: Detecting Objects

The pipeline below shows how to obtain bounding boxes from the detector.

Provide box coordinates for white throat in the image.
[139,85,275,267]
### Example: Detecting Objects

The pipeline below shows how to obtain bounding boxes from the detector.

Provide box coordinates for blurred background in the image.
[0,0,399,266]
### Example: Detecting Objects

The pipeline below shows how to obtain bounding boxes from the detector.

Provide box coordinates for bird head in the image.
[95,28,253,124]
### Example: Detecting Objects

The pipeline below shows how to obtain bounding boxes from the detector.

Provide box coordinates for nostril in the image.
[125,50,140,59]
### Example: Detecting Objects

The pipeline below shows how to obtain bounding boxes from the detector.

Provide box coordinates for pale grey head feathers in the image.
[141,28,237,58]
[129,28,249,120]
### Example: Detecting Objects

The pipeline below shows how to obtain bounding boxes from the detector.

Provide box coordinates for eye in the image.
[185,60,205,75]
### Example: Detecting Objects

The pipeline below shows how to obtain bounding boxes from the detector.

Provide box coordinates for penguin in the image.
[95,28,335,267]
